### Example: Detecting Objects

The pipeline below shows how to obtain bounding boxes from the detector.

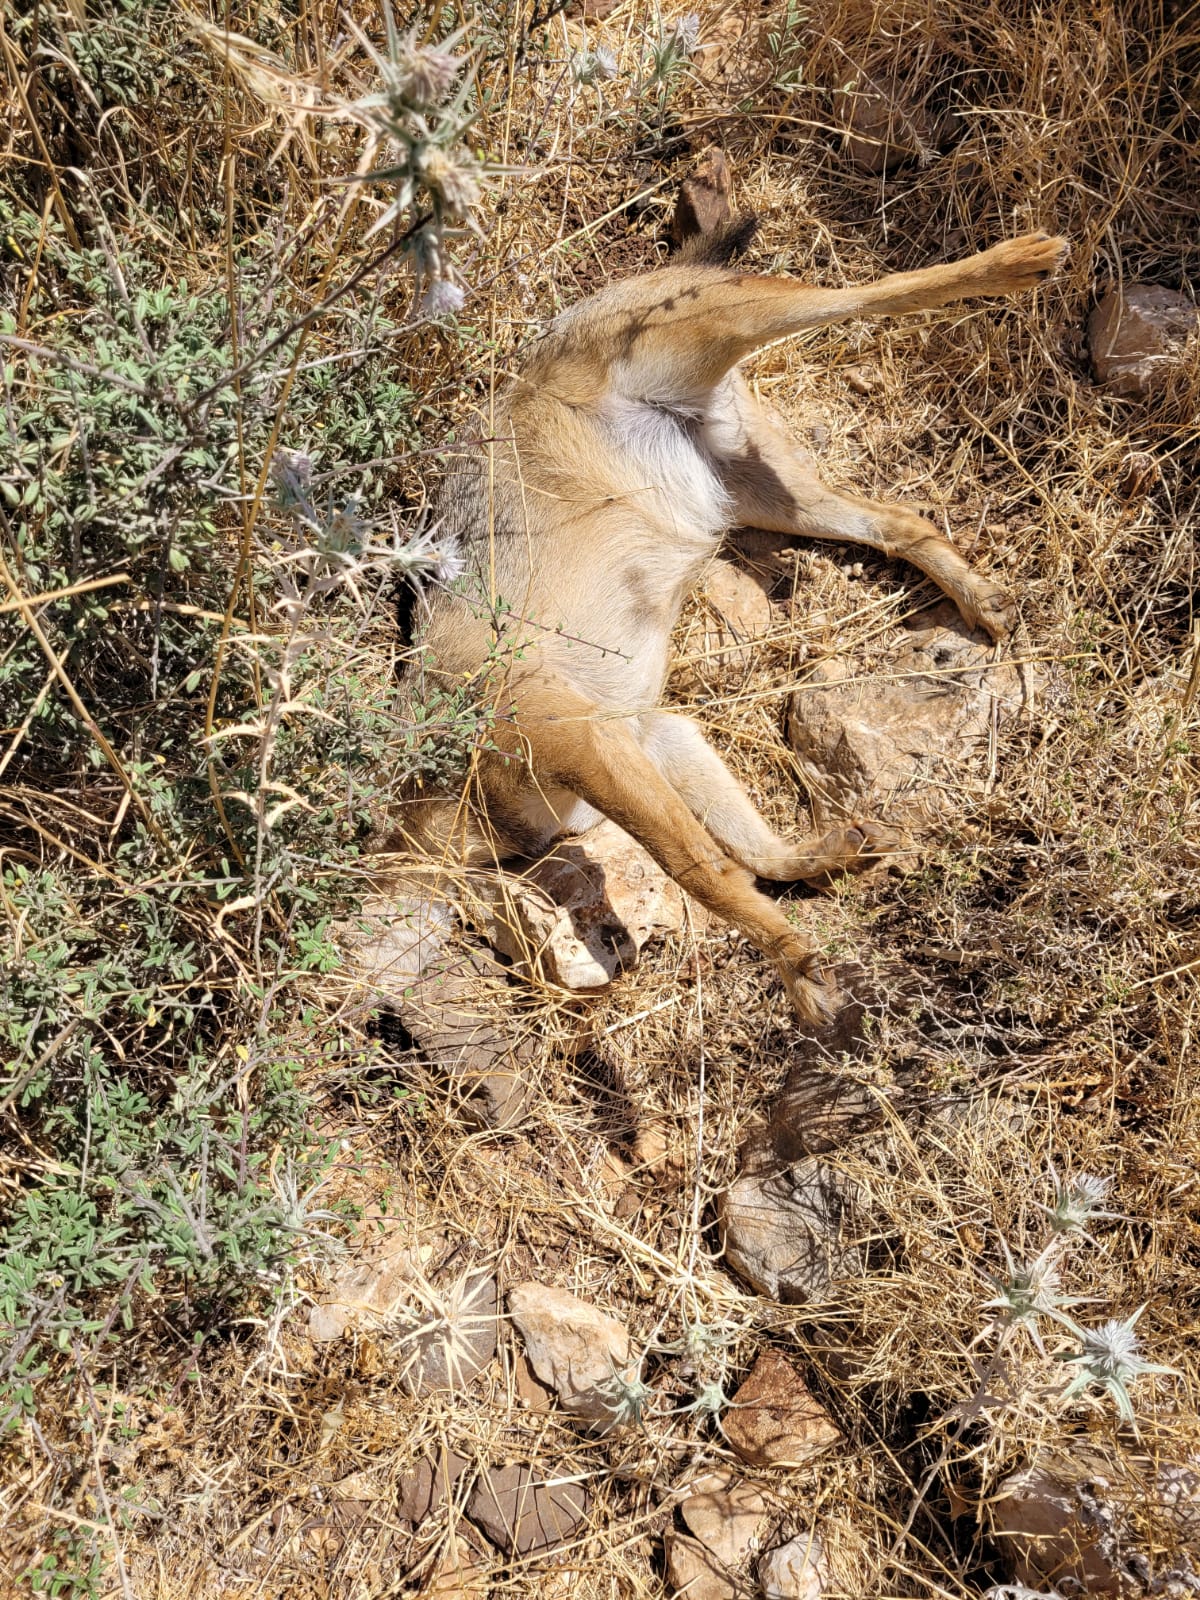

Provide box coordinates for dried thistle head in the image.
[388,1267,497,1396]
[572,46,619,86]
[420,275,466,318]
[648,12,701,86]
[418,144,483,221]
[388,31,463,108]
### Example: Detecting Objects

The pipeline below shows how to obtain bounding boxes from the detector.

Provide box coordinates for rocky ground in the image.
[4,1,1199,1596]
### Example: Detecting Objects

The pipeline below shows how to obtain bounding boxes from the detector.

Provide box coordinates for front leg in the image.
[708,374,1016,641]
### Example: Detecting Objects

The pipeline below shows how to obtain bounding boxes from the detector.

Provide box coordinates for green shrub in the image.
[0,196,459,1439]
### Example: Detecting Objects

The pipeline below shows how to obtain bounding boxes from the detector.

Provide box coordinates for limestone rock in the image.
[424,1532,492,1597]
[692,557,774,687]
[672,556,774,694]
[787,602,1033,831]
[991,1452,1200,1597]
[509,1283,632,1429]
[398,1270,498,1397]
[991,1461,1136,1596]
[396,1448,471,1524]
[721,1351,841,1469]
[307,1222,431,1342]
[1088,285,1197,398]
[380,942,534,1128]
[671,146,732,244]
[466,1463,590,1556]
[477,820,684,992]
[664,1531,738,1600]
[718,1159,862,1303]
[329,1469,382,1511]
[679,1470,769,1567]
[834,80,934,174]
[337,889,453,1003]
[759,1532,828,1599]
[512,1350,555,1413]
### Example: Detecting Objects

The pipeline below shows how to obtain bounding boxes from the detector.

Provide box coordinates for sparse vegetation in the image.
[2,0,1198,1596]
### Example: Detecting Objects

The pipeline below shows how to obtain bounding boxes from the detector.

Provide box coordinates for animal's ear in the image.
[674,213,759,267]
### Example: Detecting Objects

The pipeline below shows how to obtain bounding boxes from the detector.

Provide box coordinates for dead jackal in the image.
[397,221,1067,1024]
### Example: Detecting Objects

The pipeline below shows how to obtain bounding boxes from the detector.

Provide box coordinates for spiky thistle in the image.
[597,1359,656,1431]
[1060,1309,1177,1423]
[1040,1170,1121,1241]
[980,1239,1089,1353]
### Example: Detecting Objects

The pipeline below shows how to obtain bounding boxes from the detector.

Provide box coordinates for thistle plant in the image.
[659,1312,743,1423]
[969,1173,1173,1426]
[678,1376,732,1418]
[598,1359,656,1431]
[1059,1309,1178,1424]
[980,1239,1089,1355]
[1040,1171,1121,1240]
[647,12,701,88]
[269,448,462,606]
[342,11,491,314]
[571,46,619,87]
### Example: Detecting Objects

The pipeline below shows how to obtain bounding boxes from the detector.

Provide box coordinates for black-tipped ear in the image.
[674,213,760,267]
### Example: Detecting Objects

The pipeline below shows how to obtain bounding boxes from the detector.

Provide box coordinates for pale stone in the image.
[718,1160,862,1302]
[679,1470,769,1567]
[329,1469,383,1504]
[787,601,1034,831]
[307,1224,426,1343]
[992,1462,1133,1596]
[377,942,534,1128]
[1088,285,1197,398]
[477,820,684,992]
[664,1531,738,1600]
[508,1283,632,1429]
[679,557,774,690]
[759,1532,828,1599]
[337,889,453,1002]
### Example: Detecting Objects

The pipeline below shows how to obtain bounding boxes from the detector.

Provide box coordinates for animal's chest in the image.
[600,396,732,544]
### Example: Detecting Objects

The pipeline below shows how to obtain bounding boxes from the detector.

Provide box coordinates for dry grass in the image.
[2,0,1199,1595]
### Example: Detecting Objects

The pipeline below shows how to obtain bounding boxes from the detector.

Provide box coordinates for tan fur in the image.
[396,230,1068,1024]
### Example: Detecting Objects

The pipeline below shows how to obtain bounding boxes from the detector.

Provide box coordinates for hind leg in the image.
[707,374,1015,640]
[639,710,901,883]
[480,670,840,1024]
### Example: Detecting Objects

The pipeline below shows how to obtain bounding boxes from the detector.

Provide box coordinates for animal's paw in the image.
[781,950,840,1028]
[834,820,906,872]
[959,575,1017,642]
[795,821,906,887]
[972,231,1070,296]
